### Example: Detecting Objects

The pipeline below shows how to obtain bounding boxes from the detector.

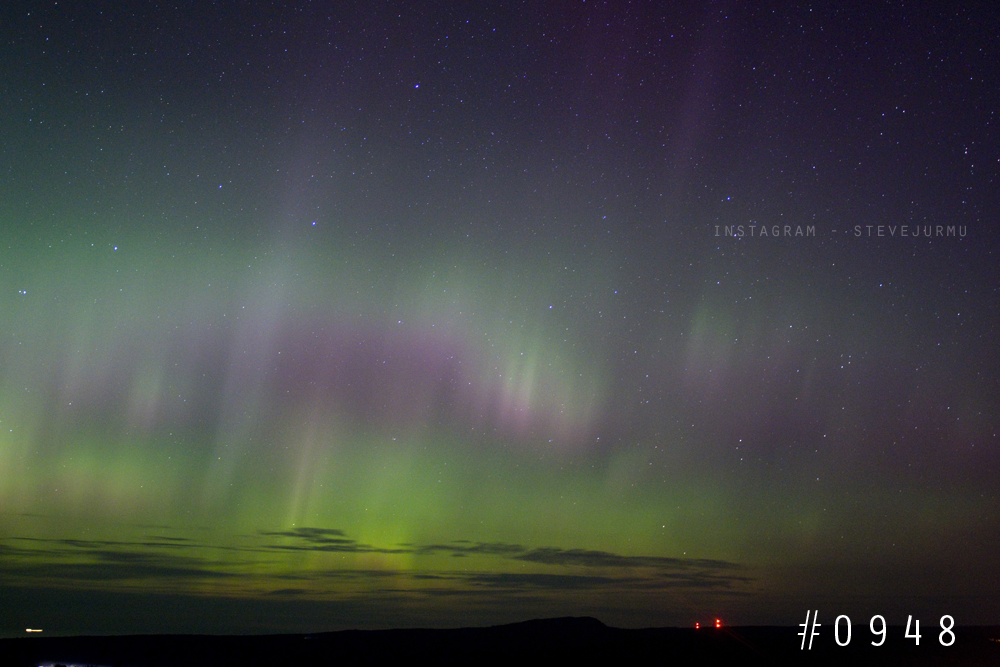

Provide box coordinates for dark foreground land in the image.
[2,617,999,666]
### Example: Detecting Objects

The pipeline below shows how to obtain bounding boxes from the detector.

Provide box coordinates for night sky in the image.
[1,1,998,637]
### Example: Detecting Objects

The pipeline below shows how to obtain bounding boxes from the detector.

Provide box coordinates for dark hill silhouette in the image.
[2,617,998,666]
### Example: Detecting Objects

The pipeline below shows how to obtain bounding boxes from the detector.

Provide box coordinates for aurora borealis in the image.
[1,1,998,636]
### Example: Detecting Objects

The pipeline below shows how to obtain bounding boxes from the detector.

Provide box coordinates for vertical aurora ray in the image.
[1,1,998,636]
[1,238,617,530]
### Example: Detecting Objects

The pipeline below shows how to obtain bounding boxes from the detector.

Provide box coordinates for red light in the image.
[715,619,721,628]
[695,622,700,629]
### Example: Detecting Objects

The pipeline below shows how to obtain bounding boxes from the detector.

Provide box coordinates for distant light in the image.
[695,622,700,629]
[715,619,722,628]
[26,628,42,633]
[312,221,317,226]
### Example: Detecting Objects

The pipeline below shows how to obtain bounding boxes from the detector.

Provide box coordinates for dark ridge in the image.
[2,619,998,666]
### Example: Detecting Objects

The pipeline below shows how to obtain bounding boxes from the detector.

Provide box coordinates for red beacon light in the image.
[695,622,700,629]
[715,619,722,628]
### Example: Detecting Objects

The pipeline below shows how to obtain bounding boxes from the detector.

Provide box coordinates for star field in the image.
[0,1,998,635]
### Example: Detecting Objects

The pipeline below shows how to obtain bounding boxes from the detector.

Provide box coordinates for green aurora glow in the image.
[1,1,998,636]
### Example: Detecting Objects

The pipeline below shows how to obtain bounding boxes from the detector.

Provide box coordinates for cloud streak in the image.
[0,527,754,599]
